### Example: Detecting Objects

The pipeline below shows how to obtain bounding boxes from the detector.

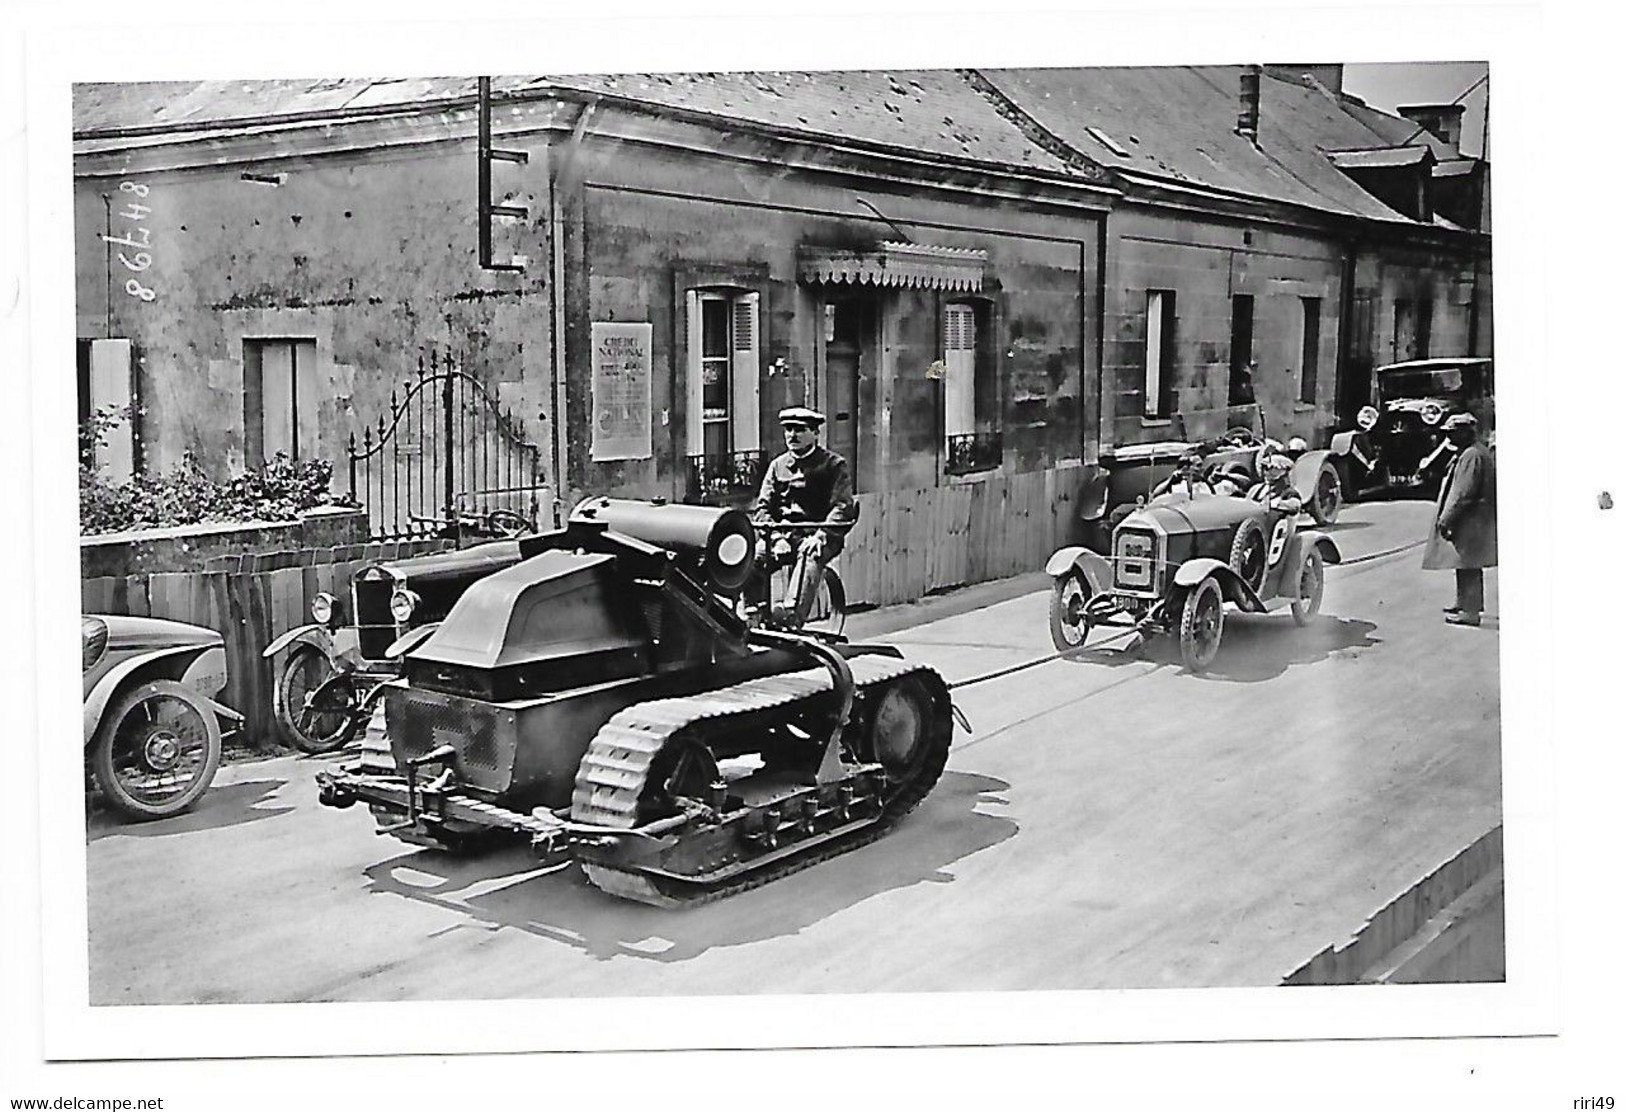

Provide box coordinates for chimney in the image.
[1264,64,1345,95]
[1398,104,1466,151]
[1237,64,1261,145]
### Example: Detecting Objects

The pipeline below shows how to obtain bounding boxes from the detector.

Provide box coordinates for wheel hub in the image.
[143,729,183,771]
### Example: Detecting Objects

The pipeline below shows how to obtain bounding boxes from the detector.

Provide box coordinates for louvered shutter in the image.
[944,304,976,436]
[731,292,761,452]
[685,289,704,454]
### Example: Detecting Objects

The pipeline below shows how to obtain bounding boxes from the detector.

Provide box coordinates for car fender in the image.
[262,623,334,660]
[1044,546,1112,597]
[83,645,208,746]
[1077,470,1110,522]
[1173,558,1268,613]
[1279,531,1343,597]
[1288,449,1334,499]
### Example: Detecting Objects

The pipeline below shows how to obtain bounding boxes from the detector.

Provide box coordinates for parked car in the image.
[1077,428,1345,551]
[1045,480,1341,671]
[1329,357,1494,499]
[82,614,242,820]
[261,539,527,752]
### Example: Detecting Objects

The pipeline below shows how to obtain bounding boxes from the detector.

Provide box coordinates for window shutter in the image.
[944,304,975,436]
[1144,291,1165,419]
[261,341,295,461]
[731,292,761,452]
[685,289,703,454]
[294,340,320,460]
[89,339,135,481]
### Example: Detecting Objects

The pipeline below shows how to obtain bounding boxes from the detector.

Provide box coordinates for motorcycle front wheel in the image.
[92,680,222,821]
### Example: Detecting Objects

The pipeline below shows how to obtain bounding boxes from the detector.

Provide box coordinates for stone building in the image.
[72,65,1489,598]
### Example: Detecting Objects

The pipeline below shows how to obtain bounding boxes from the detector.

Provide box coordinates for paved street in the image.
[85,500,1501,1003]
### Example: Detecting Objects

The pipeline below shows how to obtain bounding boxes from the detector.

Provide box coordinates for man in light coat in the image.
[1421,413,1497,626]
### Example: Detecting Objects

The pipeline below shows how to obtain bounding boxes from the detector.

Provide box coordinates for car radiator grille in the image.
[353,577,398,660]
[1113,528,1159,593]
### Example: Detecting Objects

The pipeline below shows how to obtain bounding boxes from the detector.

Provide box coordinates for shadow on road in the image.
[1063,615,1380,683]
[359,770,1017,964]
[86,778,294,841]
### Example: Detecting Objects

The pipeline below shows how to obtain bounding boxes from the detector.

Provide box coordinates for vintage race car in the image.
[261,540,526,752]
[1329,357,1494,498]
[1077,427,1344,551]
[1045,480,1341,671]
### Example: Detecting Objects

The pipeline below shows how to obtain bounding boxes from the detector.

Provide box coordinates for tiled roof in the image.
[73,71,1081,178]
[981,66,1457,223]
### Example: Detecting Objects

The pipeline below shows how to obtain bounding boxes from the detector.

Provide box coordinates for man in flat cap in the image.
[750,406,857,625]
[1422,412,1497,626]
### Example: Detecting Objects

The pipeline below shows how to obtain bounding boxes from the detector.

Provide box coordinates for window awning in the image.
[797,241,987,293]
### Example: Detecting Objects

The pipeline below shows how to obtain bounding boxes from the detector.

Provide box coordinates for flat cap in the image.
[778,406,826,427]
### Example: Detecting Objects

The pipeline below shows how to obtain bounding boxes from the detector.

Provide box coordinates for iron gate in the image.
[347,351,549,541]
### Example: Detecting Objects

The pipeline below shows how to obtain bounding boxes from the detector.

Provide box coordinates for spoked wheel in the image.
[1309,463,1343,526]
[1228,519,1269,592]
[92,680,222,820]
[1178,579,1226,673]
[801,565,848,637]
[1048,572,1092,651]
[276,648,355,754]
[1291,548,1326,626]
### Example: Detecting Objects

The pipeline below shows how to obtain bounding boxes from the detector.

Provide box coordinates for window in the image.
[943,300,1001,474]
[1299,297,1322,405]
[684,289,761,499]
[1144,290,1177,419]
[77,337,136,481]
[244,338,319,463]
[1228,294,1255,406]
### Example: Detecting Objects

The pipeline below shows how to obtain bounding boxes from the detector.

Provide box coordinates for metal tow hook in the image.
[375,744,458,835]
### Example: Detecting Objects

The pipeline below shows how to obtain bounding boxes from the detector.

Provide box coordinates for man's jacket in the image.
[752,445,857,553]
[1422,442,1498,570]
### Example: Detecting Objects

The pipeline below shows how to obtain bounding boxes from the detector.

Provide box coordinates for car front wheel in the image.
[1291,548,1325,626]
[1048,572,1092,651]
[1177,578,1225,673]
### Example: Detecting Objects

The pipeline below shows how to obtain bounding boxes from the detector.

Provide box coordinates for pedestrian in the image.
[1421,413,1497,626]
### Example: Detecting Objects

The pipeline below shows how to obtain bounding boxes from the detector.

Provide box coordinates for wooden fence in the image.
[80,464,1089,746]
[839,464,1087,608]
[81,538,455,749]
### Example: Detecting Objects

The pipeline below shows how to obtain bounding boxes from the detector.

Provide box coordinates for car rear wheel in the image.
[1178,578,1225,673]
[92,680,222,821]
[1291,548,1325,626]
[1048,572,1092,651]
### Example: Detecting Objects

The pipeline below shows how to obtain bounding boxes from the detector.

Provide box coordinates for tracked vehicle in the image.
[316,497,955,907]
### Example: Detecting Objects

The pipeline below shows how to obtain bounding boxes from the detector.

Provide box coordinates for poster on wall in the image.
[590,321,653,461]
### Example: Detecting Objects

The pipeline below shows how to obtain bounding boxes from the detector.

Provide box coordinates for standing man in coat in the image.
[1422,413,1498,626]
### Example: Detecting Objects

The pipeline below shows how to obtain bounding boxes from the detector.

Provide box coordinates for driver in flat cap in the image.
[750,406,857,623]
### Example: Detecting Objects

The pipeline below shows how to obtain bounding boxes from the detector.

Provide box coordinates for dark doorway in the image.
[1228,294,1255,406]
[821,293,880,493]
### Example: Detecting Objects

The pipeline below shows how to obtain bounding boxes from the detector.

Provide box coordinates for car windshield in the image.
[1379,365,1466,402]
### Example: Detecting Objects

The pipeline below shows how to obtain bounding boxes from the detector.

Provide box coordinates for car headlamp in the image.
[310,592,337,626]
[81,616,108,672]
[1356,405,1379,431]
[389,588,421,625]
[1420,402,1444,426]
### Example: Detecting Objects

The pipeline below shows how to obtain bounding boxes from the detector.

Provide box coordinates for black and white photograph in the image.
[5,1,1619,1108]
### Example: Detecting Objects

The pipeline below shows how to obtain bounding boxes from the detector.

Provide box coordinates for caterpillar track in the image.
[570,653,953,907]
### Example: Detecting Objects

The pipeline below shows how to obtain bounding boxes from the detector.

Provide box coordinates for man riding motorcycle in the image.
[749,406,857,625]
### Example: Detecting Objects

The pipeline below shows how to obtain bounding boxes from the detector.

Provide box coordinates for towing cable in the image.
[944,537,1428,693]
